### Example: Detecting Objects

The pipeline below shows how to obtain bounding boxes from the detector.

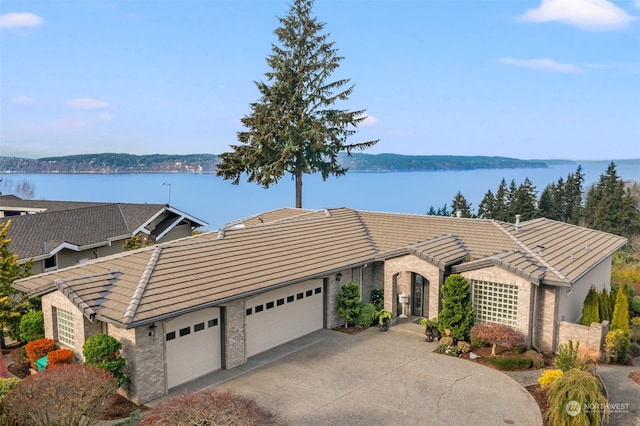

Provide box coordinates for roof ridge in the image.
[123,245,162,324]
[117,204,132,233]
[56,278,97,320]
[353,209,379,254]
[491,220,567,282]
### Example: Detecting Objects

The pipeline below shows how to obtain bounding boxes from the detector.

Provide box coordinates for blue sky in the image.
[1,0,639,160]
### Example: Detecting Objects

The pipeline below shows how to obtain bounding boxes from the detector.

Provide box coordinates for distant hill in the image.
[0,152,549,173]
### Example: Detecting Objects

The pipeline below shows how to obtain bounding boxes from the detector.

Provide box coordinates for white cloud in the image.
[498,58,583,73]
[9,95,36,105]
[98,112,117,121]
[65,97,110,109]
[0,12,43,29]
[519,0,636,31]
[636,0,640,8]
[361,115,378,126]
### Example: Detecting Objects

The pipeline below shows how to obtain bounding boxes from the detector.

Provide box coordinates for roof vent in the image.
[456,210,461,218]
[536,245,545,254]
[217,230,225,240]
[515,214,521,232]
[324,209,331,217]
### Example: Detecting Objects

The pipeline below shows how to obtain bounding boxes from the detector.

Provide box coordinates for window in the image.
[246,308,253,316]
[208,318,218,327]
[255,305,264,313]
[179,327,190,337]
[44,255,58,271]
[277,298,285,306]
[472,280,518,326]
[297,292,304,300]
[56,308,75,347]
[166,331,176,341]
[194,322,205,332]
[287,295,294,303]
[266,301,274,309]
[315,287,322,294]
[306,290,313,297]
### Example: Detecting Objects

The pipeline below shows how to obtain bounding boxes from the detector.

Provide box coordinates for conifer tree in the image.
[598,288,612,322]
[610,285,630,335]
[580,287,600,325]
[0,221,33,348]
[451,192,473,218]
[216,0,378,208]
[437,274,474,340]
[583,162,640,237]
[477,189,496,219]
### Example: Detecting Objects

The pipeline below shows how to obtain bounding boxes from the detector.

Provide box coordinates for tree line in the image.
[431,162,640,240]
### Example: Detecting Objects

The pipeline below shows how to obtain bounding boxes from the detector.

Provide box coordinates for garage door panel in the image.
[246,280,324,357]
[165,307,221,388]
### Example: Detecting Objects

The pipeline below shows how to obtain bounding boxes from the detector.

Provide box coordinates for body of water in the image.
[2,160,639,230]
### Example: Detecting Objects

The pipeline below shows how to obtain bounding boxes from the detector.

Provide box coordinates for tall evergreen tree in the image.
[610,285,630,335]
[0,221,33,348]
[564,166,584,224]
[509,178,538,221]
[216,0,378,208]
[451,192,474,218]
[477,190,496,219]
[580,286,600,325]
[437,274,474,341]
[494,179,509,222]
[583,162,640,237]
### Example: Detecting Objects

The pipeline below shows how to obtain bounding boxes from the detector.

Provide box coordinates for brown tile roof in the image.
[13,207,627,328]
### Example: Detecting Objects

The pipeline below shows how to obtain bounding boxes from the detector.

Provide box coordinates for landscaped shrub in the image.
[0,377,19,401]
[545,368,608,426]
[555,340,580,372]
[336,281,360,328]
[469,323,524,356]
[537,369,563,388]
[2,364,116,426]
[139,388,279,425]
[354,302,377,327]
[599,288,612,322]
[576,345,601,367]
[24,337,56,369]
[437,274,473,341]
[370,288,384,311]
[487,355,532,370]
[457,341,471,353]
[47,348,74,367]
[611,286,630,334]
[439,336,454,347]
[605,329,630,364]
[631,297,640,316]
[581,287,600,325]
[83,333,127,386]
[18,310,44,342]
[523,350,545,369]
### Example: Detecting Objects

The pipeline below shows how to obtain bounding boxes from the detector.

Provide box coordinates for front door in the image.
[412,274,428,317]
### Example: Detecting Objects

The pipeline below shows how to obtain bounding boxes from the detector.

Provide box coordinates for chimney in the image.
[515,214,521,232]
[456,210,461,218]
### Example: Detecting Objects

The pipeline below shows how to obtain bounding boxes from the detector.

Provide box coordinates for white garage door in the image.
[165,307,221,388]
[246,279,324,357]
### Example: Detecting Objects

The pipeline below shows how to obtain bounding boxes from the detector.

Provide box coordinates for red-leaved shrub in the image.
[139,389,279,425]
[47,348,75,367]
[2,364,117,425]
[24,337,56,369]
[470,323,525,355]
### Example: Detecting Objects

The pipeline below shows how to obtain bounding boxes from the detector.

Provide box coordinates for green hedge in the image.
[488,356,532,370]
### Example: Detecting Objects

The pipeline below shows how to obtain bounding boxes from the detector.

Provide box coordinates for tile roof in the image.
[13,207,627,328]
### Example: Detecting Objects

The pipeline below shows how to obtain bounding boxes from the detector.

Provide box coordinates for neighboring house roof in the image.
[13,207,627,329]
[0,195,208,262]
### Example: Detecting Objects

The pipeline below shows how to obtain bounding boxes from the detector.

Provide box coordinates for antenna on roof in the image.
[162,182,172,205]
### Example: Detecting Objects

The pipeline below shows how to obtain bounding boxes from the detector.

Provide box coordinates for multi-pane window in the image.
[472,280,518,326]
[57,308,75,347]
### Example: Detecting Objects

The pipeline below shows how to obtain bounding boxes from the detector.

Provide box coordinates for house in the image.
[0,195,208,274]
[13,207,626,404]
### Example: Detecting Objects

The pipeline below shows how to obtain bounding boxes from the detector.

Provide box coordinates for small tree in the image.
[469,323,524,356]
[83,333,127,386]
[3,364,116,426]
[336,281,360,328]
[610,285,630,335]
[437,274,473,341]
[598,288,612,322]
[555,340,580,372]
[139,389,279,425]
[18,310,44,342]
[580,287,600,325]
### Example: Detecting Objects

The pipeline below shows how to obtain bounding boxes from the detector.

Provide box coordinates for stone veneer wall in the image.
[223,299,246,369]
[327,270,348,329]
[535,285,558,353]
[557,320,609,355]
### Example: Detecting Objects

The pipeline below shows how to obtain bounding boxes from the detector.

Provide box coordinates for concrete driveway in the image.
[166,323,542,425]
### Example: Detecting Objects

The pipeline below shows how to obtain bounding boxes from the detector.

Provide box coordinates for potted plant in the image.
[377,310,392,331]
[420,317,440,342]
